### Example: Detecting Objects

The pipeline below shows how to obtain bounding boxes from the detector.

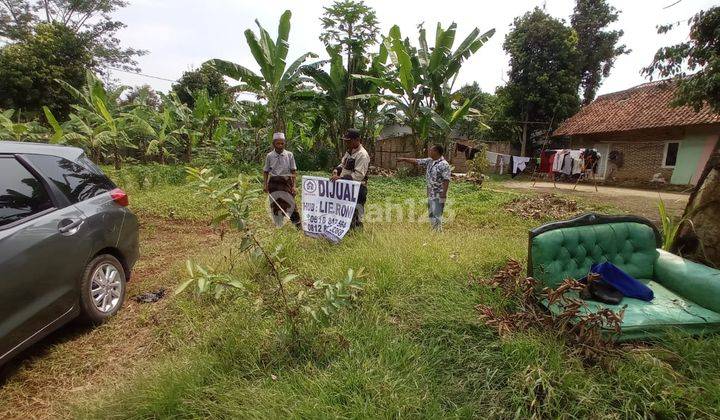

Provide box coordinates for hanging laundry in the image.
[561,153,573,175]
[569,149,583,175]
[510,156,531,178]
[486,151,499,166]
[539,150,556,173]
[582,149,601,174]
[571,157,583,175]
[552,150,569,173]
[496,154,509,175]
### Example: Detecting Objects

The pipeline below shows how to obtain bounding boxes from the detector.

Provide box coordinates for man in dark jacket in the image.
[330,129,370,228]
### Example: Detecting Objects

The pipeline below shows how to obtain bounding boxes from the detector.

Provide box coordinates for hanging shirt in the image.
[511,156,531,175]
[539,151,556,173]
[416,157,451,199]
[552,150,567,172]
[561,153,574,175]
[486,151,500,166]
[264,149,297,177]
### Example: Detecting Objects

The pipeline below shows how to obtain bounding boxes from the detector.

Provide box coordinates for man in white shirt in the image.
[330,129,370,228]
[263,132,300,228]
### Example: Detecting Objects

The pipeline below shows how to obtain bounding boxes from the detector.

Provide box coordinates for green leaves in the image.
[206,10,314,130]
[207,59,263,88]
[347,22,494,146]
[176,260,245,297]
[304,268,365,326]
[386,26,415,95]
[658,197,689,251]
[274,10,292,83]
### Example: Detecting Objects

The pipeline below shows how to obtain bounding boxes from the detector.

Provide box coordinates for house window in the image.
[662,141,680,168]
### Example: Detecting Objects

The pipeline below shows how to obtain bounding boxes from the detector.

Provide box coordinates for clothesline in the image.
[484,147,602,178]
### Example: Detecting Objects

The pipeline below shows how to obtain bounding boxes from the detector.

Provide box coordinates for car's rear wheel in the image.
[79,254,126,324]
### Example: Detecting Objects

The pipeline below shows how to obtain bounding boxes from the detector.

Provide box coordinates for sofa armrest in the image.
[654,249,720,313]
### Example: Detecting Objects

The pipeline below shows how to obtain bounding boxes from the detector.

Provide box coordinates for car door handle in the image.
[58,218,84,234]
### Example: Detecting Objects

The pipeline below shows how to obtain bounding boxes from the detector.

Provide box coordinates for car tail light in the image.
[110,188,129,206]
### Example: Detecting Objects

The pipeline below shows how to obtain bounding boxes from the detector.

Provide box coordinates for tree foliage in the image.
[351,23,495,150]
[500,8,581,155]
[0,0,144,71]
[453,82,516,142]
[320,0,379,61]
[642,6,720,113]
[207,10,317,132]
[319,0,380,135]
[0,22,93,118]
[571,0,629,104]
[171,64,230,108]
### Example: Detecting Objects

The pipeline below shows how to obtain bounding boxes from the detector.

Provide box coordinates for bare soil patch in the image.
[0,215,218,419]
[504,193,587,220]
[501,181,689,221]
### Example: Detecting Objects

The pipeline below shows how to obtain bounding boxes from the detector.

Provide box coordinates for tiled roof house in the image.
[553,80,720,185]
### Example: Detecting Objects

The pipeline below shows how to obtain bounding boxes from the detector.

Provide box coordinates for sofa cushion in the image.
[547,280,720,340]
[530,222,659,287]
[654,249,720,313]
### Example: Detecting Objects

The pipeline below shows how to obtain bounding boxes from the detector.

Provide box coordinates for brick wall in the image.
[570,127,682,183]
[608,142,673,182]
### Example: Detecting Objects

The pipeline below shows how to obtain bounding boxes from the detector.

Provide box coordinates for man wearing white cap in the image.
[263,132,300,227]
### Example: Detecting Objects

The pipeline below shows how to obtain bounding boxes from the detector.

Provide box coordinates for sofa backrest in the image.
[528,214,661,288]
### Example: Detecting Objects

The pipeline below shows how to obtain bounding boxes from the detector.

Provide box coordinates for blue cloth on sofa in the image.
[587,261,654,301]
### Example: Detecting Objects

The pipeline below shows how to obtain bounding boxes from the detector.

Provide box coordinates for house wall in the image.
[375,138,512,172]
[449,145,469,172]
[374,136,417,169]
[570,125,719,185]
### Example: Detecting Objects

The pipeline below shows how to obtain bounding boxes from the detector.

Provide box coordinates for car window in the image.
[25,155,115,204]
[0,156,54,227]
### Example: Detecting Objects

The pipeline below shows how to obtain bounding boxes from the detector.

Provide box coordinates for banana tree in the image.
[0,109,48,141]
[125,107,182,164]
[161,92,199,162]
[299,46,347,156]
[207,10,317,132]
[54,71,136,168]
[350,23,494,150]
[44,107,106,161]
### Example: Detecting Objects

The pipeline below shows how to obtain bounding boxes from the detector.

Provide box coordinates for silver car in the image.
[0,142,139,366]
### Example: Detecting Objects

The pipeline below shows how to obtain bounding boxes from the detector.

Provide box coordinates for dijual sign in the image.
[301,175,361,243]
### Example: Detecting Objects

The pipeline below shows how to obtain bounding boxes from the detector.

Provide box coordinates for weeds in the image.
[179,167,365,336]
[658,196,692,251]
[476,259,625,362]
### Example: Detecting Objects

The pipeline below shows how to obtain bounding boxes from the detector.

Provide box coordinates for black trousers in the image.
[350,184,368,228]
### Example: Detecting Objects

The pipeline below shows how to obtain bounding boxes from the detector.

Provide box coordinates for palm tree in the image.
[206,10,317,132]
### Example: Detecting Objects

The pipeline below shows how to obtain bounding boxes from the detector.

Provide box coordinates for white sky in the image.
[110,0,717,97]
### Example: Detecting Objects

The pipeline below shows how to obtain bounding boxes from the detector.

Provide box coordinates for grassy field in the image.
[3,167,718,418]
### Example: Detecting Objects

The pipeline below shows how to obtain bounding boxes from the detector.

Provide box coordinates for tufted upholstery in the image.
[528,214,720,341]
[530,222,659,288]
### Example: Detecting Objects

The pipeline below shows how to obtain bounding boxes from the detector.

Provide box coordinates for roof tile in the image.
[553,80,720,136]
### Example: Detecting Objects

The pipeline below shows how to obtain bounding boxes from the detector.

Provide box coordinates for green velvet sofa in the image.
[528,213,720,341]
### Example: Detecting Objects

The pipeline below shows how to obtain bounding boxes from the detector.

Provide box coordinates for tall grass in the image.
[72,174,720,418]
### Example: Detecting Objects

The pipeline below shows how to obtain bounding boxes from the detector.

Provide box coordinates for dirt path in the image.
[0,215,219,419]
[501,181,689,221]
